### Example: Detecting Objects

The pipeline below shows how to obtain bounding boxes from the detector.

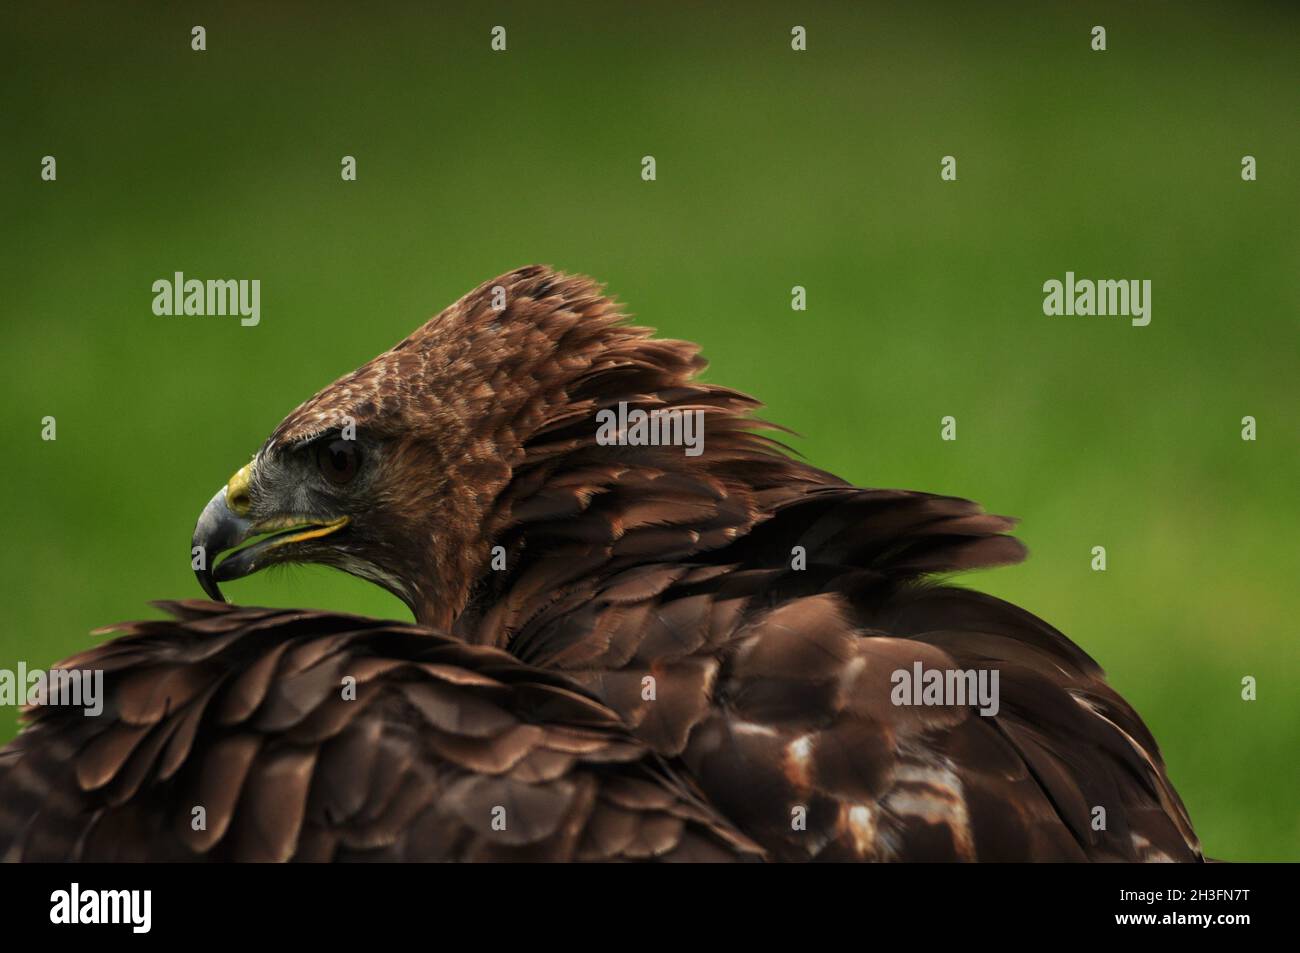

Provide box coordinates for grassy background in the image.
[2,1,1296,860]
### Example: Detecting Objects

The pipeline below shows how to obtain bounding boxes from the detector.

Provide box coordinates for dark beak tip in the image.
[195,566,227,603]
[193,484,246,603]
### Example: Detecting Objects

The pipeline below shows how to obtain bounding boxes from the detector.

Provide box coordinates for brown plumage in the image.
[1,602,757,861]
[0,266,1201,861]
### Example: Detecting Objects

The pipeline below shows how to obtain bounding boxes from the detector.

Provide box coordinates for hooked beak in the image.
[191,463,349,601]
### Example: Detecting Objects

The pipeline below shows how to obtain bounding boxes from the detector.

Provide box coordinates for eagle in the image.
[0,266,1202,862]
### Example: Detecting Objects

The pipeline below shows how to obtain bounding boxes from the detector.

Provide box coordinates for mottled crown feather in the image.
[267,265,698,452]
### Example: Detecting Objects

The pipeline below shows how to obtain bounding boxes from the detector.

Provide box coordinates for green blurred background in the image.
[2,2,1296,860]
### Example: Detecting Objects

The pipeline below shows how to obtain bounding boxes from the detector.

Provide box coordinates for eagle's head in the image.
[191,265,791,630]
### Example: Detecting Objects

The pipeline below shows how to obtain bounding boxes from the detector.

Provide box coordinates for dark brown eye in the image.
[316,438,359,485]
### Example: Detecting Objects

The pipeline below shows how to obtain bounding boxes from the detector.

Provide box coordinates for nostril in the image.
[226,464,253,515]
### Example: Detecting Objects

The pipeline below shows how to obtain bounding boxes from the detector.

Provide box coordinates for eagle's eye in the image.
[316,438,359,485]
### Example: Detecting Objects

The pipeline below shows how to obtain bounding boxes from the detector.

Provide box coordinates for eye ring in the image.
[316,438,360,485]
